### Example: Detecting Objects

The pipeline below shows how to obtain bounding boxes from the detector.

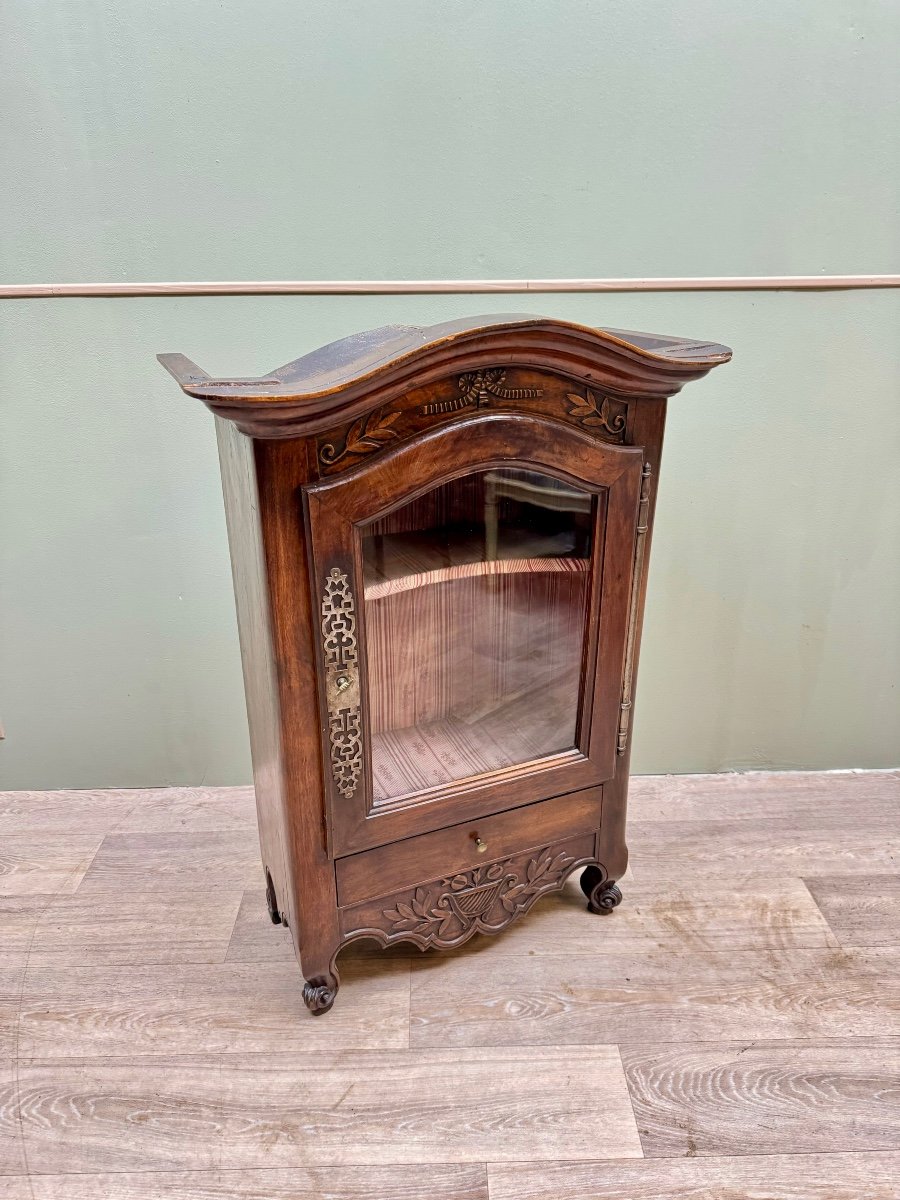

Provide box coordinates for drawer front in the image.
[335,786,601,908]
[339,828,597,951]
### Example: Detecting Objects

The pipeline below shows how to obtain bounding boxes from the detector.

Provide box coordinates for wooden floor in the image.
[1,771,899,1199]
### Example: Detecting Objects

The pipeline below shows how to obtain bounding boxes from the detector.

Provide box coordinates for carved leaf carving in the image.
[370,842,588,949]
[566,398,598,418]
[320,409,400,465]
[566,389,627,438]
[345,409,400,453]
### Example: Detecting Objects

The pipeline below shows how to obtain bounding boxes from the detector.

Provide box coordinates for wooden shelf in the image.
[364,554,588,601]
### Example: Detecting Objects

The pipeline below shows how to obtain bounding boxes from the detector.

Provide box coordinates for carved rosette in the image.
[321,567,362,798]
[341,836,597,951]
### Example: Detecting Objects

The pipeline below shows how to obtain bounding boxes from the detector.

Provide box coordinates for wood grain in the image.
[334,791,601,906]
[116,786,257,834]
[621,1041,900,1157]
[21,889,244,965]
[215,418,298,940]
[1,773,898,1193]
[0,786,256,836]
[627,816,900,882]
[11,1164,489,1199]
[225,890,296,963]
[11,1048,641,1172]
[0,897,44,955]
[75,832,264,894]
[628,769,900,824]
[0,1058,27,1173]
[225,889,413,965]
[0,1178,31,1200]
[431,874,838,956]
[16,959,411,1056]
[0,902,35,1052]
[0,791,130,836]
[805,875,900,948]
[488,1152,900,1200]
[0,835,103,895]
[161,314,731,435]
[0,1005,18,1058]
[410,947,900,1047]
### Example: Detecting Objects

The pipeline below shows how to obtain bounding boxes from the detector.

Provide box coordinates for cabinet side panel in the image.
[600,395,667,876]
[215,416,292,927]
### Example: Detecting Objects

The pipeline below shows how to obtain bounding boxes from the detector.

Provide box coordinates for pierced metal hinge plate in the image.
[321,566,363,798]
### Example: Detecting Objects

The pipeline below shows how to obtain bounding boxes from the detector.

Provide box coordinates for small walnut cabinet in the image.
[160,315,731,1013]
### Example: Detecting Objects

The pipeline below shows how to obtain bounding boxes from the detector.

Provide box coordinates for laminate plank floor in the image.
[804,874,900,948]
[22,1164,490,1200]
[489,1152,900,1200]
[0,770,897,1200]
[16,959,412,1056]
[20,889,245,966]
[621,1039,900,1157]
[11,1048,640,1172]
[0,835,105,896]
[410,946,900,1047]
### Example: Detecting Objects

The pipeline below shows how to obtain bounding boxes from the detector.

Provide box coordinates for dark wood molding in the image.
[159,314,731,438]
[313,368,634,478]
[341,835,598,953]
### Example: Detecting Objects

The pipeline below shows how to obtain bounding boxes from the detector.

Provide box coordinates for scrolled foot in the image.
[589,881,623,914]
[302,976,338,1015]
[580,865,623,915]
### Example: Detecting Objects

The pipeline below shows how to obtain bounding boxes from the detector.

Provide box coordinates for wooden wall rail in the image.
[2,275,899,299]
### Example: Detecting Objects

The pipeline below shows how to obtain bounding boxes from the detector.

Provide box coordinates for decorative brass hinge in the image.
[321,566,362,798]
[617,462,652,756]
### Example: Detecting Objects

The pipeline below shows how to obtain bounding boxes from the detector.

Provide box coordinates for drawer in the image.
[335,786,601,907]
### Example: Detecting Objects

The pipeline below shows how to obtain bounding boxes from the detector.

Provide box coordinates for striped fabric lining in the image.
[365,557,589,803]
[365,554,586,601]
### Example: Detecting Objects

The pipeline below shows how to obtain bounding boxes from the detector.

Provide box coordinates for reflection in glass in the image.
[362,469,595,803]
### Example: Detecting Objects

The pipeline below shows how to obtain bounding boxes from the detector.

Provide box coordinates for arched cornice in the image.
[159,313,731,439]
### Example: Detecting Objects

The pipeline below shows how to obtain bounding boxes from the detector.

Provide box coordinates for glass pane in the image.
[362,468,595,804]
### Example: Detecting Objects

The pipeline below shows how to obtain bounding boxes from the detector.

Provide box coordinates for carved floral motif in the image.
[566,388,627,440]
[318,370,546,467]
[367,843,589,950]
[454,369,544,408]
[317,373,629,473]
[320,409,401,466]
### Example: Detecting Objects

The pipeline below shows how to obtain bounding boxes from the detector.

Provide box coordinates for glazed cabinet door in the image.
[305,412,644,856]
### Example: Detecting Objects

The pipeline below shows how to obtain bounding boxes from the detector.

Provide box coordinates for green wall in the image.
[2,2,898,787]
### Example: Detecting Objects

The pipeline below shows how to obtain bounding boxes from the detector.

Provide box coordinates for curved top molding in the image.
[158,313,731,438]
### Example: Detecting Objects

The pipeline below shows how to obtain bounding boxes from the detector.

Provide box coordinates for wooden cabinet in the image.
[160,315,730,1014]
